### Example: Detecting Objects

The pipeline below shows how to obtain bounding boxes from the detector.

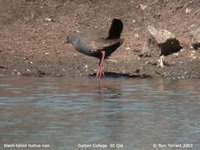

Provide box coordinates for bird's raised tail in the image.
[107,18,123,39]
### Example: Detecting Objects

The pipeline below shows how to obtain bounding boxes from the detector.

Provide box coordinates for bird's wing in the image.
[88,38,124,52]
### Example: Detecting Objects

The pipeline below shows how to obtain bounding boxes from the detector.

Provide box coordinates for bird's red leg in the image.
[100,51,105,78]
[99,51,105,78]
[96,61,101,78]
[96,51,105,79]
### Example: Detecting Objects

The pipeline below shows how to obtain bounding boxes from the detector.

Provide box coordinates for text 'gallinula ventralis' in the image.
[66,18,124,79]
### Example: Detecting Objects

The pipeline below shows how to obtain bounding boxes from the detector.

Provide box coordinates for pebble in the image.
[172,53,179,57]
[185,8,191,13]
[85,65,88,72]
[138,4,148,10]
[180,49,185,53]
[190,51,197,59]
[45,17,53,22]
[134,33,140,38]
[75,30,81,33]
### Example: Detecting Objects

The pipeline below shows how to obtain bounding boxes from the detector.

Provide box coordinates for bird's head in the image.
[66,35,72,44]
[66,34,78,46]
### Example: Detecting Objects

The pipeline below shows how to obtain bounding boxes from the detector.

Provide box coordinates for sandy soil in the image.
[0,0,200,79]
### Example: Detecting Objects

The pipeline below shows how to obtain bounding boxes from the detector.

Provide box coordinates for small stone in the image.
[75,30,81,33]
[185,8,191,13]
[172,53,179,57]
[45,17,53,22]
[134,33,140,38]
[180,49,185,53]
[138,4,148,10]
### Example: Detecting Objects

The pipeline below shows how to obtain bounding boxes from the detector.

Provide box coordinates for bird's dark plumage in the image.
[108,18,123,39]
[66,18,124,78]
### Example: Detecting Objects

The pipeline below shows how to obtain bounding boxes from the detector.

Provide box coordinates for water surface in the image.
[0,77,200,150]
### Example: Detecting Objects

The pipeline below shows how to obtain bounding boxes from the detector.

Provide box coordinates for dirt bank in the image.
[0,0,200,79]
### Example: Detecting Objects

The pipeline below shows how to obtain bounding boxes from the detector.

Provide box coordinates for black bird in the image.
[66,18,124,79]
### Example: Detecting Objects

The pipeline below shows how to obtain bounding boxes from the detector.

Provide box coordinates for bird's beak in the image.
[63,40,72,49]
[63,41,69,48]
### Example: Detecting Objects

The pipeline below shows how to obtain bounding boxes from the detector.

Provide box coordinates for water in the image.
[0,77,200,150]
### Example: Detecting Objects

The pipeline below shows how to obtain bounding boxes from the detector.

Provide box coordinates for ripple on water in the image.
[0,77,200,149]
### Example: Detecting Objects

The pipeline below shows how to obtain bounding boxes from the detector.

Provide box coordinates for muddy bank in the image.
[0,0,200,79]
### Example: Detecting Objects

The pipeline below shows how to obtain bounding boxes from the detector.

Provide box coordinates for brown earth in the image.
[0,0,200,79]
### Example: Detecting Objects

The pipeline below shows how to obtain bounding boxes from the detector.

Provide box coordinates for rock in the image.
[143,25,182,56]
[190,27,200,50]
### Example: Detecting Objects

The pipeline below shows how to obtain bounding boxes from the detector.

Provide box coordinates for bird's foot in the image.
[96,66,105,79]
